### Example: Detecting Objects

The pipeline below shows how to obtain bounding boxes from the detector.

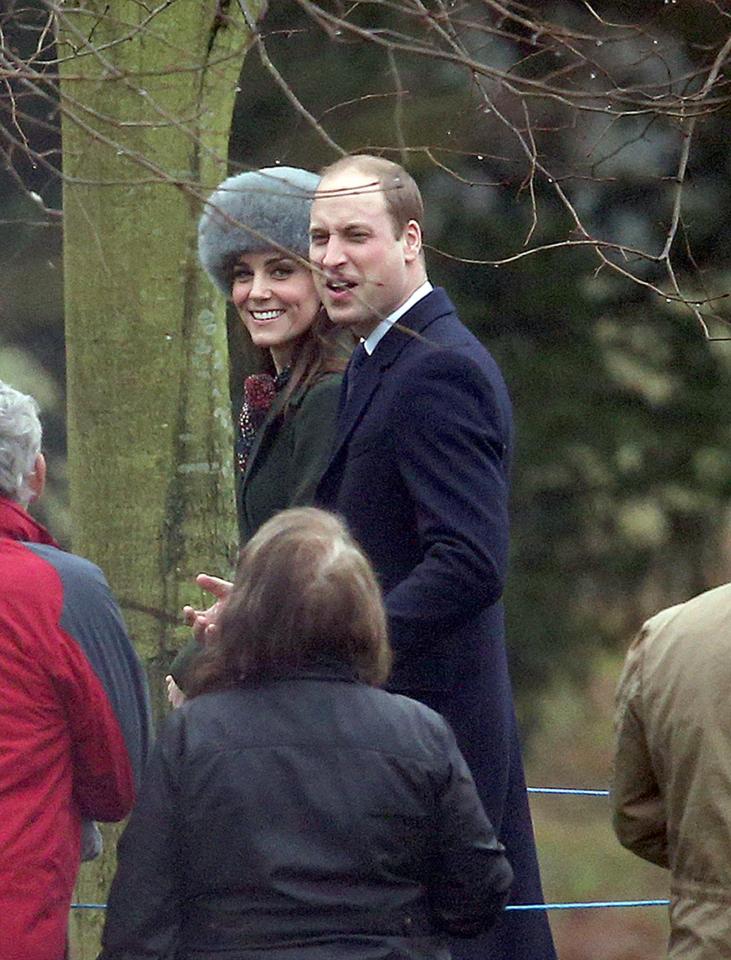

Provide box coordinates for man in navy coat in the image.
[310,154,556,960]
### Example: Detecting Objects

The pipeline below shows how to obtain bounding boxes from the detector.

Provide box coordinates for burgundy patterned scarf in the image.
[235,368,291,473]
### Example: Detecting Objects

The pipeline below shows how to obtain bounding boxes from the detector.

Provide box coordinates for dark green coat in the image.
[236,373,342,543]
[169,372,342,688]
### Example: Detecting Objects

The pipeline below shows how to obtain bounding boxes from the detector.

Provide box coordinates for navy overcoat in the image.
[317,288,556,960]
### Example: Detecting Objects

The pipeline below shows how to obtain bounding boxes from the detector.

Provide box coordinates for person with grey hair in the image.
[0,380,43,505]
[0,379,151,960]
[167,167,346,702]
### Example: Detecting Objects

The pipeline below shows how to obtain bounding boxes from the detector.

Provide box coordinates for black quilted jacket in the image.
[99,665,512,960]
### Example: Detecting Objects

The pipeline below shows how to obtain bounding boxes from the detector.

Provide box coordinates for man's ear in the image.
[28,452,46,502]
[402,219,422,262]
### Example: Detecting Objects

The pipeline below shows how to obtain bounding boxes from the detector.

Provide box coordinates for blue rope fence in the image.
[71,785,671,913]
[71,899,671,912]
[527,787,610,797]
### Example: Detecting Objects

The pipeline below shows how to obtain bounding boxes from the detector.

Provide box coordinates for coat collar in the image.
[240,377,311,488]
[0,496,59,547]
[240,383,289,489]
[242,661,361,686]
[332,287,455,458]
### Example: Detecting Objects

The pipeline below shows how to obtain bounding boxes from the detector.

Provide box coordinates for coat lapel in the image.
[332,350,381,452]
[241,382,301,489]
[326,288,455,472]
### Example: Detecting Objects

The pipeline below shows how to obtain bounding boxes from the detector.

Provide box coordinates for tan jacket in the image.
[612,582,731,959]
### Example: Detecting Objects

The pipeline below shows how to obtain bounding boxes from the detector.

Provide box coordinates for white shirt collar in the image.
[362,281,433,356]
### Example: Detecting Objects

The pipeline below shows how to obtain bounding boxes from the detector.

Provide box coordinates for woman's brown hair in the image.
[277,305,349,413]
[187,508,391,697]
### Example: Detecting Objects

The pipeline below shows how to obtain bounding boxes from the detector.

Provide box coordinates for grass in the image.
[524,653,670,959]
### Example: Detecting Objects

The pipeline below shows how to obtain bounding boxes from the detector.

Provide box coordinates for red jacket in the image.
[0,497,150,960]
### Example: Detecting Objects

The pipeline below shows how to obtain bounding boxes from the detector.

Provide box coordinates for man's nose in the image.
[320,237,347,268]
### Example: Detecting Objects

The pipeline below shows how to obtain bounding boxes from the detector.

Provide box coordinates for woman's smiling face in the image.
[231,251,320,370]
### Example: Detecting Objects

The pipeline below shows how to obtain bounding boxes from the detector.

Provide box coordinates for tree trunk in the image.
[56,1,266,953]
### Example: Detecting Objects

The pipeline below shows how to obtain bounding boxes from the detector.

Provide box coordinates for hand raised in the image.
[165,674,186,709]
[182,573,233,644]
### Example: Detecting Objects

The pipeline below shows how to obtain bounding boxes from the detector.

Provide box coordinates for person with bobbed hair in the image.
[188,507,392,695]
[100,507,514,960]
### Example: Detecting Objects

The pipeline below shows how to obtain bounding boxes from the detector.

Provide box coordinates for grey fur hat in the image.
[198,166,320,295]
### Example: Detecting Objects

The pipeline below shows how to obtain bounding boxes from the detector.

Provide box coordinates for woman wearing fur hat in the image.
[167,167,345,699]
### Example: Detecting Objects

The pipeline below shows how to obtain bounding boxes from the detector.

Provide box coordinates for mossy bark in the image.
[57,1,266,953]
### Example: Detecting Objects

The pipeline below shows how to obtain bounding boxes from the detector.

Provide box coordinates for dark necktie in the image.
[346,341,369,401]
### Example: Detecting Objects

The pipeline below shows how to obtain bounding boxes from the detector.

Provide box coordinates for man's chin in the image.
[327,308,361,328]
[324,304,380,338]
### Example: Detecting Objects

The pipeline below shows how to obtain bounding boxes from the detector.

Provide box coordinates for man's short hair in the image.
[320,154,424,239]
[0,381,42,505]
